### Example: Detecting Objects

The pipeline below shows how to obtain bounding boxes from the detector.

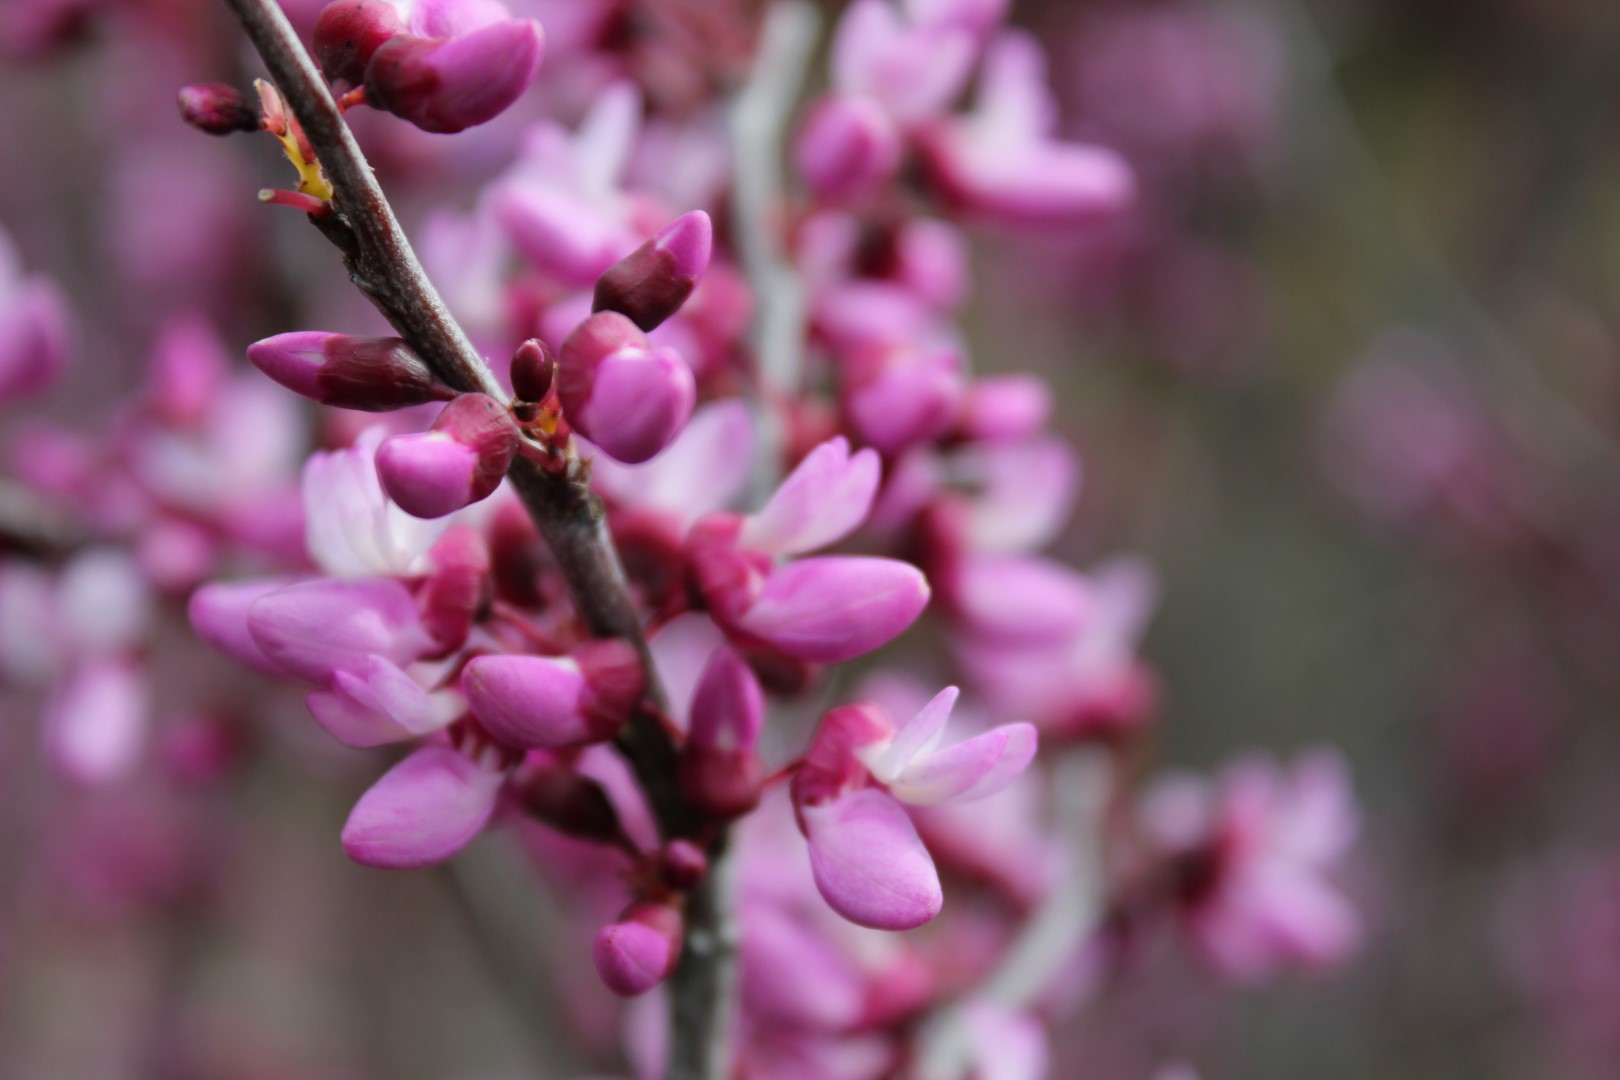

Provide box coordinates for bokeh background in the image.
[5,0,1620,1077]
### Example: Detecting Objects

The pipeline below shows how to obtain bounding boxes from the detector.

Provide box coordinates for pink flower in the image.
[559,311,696,464]
[341,740,509,868]
[792,687,1036,928]
[461,639,644,749]
[918,31,1134,227]
[363,18,545,134]
[493,82,646,286]
[1142,749,1361,981]
[375,392,519,518]
[689,438,929,664]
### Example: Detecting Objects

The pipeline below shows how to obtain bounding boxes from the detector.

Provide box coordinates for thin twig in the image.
[216,1,726,1073]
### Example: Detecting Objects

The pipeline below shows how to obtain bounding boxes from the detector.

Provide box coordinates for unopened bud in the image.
[246,331,450,411]
[177,82,259,136]
[312,0,404,87]
[461,639,645,750]
[518,761,626,845]
[509,338,555,402]
[660,839,708,890]
[678,648,765,818]
[593,902,682,996]
[363,20,544,134]
[376,393,519,518]
[592,211,712,332]
[558,312,694,464]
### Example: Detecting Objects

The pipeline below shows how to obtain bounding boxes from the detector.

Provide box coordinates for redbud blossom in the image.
[245,577,434,683]
[246,331,450,412]
[558,311,695,464]
[917,31,1135,227]
[306,654,464,748]
[363,19,544,134]
[592,210,713,332]
[796,95,902,203]
[462,639,644,749]
[341,743,507,869]
[375,393,519,519]
[594,902,683,996]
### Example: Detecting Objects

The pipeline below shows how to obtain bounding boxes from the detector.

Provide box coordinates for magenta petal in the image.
[247,577,431,683]
[188,577,299,676]
[375,431,481,519]
[687,647,762,753]
[889,722,1037,806]
[341,745,504,869]
[577,345,697,465]
[951,554,1089,644]
[461,653,594,748]
[307,656,461,747]
[738,556,929,663]
[365,20,544,134]
[739,436,881,556]
[802,788,942,930]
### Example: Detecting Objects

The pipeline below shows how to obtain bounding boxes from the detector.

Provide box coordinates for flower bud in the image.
[516,760,626,845]
[312,0,405,87]
[509,338,555,403]
[246,331,451,412]
[678,648,765,818]
[795,95,902,203]
[177,82,260,136]
[660,840,708,890]
[418,526,491,655]
[558,312,695,464]
[376,393,519,519]
[591,211,712,332]
[593,902,683,996]
[462,639,645,749]
[363,20,544,134]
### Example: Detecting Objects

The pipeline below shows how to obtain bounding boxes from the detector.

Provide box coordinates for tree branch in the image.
[217,1,724,1073]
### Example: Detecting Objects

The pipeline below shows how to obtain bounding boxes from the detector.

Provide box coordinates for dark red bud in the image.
[591,211,713,332]
[660,840,708,890]
[177,82,259,136]
[418,526,491,656]
[247,331,452,412]
[519,763,626,845]
[510,338,555,402]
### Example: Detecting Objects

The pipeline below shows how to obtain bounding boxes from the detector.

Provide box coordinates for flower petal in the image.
[738,556,929,663]
[802,788,942,930]
[247,577,431,683]
[341,745,505,869]
[857,685,958,783]
[739,437,881,556]
[889,722,1037,806]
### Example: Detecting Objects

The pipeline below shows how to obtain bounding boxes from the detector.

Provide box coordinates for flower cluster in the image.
[0,1,1372,1076]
